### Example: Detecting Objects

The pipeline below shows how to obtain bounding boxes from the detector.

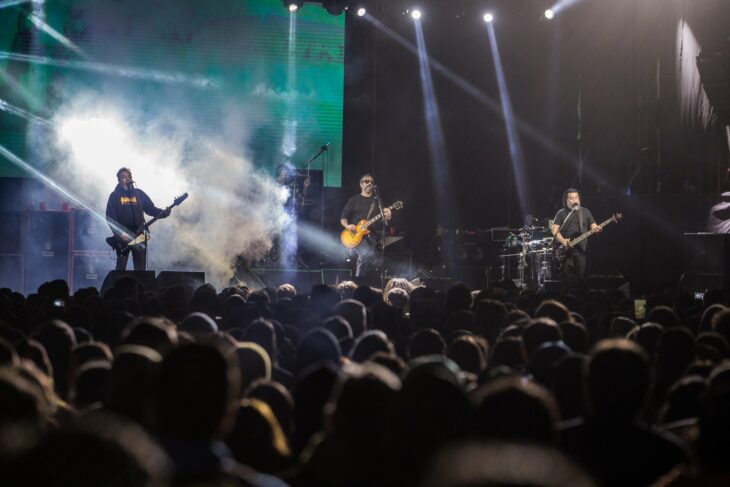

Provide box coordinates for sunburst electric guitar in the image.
[340,201,404,249]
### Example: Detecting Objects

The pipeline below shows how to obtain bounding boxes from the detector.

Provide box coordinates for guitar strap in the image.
[557,208,575,234]
[366,201,376,220]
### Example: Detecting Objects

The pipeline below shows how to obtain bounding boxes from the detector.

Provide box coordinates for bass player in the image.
[340,174,392,276]
[551,188,601,282]
[106,167,169,271]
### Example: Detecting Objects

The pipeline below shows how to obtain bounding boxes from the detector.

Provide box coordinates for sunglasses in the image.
[361,179,373,184]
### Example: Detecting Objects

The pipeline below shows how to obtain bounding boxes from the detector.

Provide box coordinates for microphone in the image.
[572,203,580,210]
[321,143,330,151]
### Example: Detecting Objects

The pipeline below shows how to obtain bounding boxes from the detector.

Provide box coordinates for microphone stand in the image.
[300,144,329,269]
[128,180,148,271]
[372,184,387,290]
[302,144,329,171]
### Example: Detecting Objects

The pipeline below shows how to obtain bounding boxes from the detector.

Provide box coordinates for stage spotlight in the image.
[544,9,555,19]
[357,7,366,16]
[283,0,303,13]
[411,9,422,20]
[483,12,494,23]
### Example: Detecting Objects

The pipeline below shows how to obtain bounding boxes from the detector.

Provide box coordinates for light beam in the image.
[361,12,613,191]
[414,18,457,224]
[0,52,218,88]
[28,12,88,59]
[486,22,531,215]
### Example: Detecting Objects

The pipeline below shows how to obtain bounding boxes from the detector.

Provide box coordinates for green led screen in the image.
[0,0,345,186]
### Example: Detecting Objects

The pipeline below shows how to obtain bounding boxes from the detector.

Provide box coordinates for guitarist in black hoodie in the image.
[551,188,601,282]
[106,167,169,270]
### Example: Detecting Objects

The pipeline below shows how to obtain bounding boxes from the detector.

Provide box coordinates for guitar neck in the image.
[570,217,615,246]
[364,206,393,229]
[138,203,175,233]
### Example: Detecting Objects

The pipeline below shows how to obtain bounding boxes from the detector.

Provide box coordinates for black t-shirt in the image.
[553,207,596,251]
[340,194,377,225]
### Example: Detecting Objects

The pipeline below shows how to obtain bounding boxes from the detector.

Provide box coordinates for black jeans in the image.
[116,244,147,271]
[561,249,586,282]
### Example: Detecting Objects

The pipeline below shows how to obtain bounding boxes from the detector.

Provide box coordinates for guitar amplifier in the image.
[24,210,70,294]
[0,254,23,292]
[71,253,116,292]
[72,209,111,252]
[0,212,22,253]
[682,233,730,294]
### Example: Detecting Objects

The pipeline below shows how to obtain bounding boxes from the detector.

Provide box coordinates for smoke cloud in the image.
[38,89,291,288]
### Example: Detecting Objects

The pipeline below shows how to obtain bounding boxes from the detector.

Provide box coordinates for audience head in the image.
[155,340,241,441]
[473,376,560,444]
[586,339,650,422]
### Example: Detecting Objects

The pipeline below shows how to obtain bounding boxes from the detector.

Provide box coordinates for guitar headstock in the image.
[174,193,189,206]
[612,212,623,222]
[390,200,404,211]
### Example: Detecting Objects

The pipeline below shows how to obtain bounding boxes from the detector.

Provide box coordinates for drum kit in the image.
[499,218,556,290]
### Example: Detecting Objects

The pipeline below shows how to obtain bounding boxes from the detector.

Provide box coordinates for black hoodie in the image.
[106,184,164,239]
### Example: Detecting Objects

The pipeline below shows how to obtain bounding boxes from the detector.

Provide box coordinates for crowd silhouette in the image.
[1,275,729,486]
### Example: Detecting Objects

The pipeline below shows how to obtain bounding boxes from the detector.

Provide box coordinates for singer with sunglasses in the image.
[551,188,601,282]
[340,174,392,276]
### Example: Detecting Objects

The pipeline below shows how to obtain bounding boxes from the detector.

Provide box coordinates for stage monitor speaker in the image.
[322,268,353,286]
[24,211,70,295]
[156,271,205,300]
[101,270,156,296]
[71,253,116,292]
[0,255,23,291]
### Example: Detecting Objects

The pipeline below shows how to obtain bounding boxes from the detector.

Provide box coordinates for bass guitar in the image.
[552,212,622,267]
[106,193,188,252]
[340,201,404,249]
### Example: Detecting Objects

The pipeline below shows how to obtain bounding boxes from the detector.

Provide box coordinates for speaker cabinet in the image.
[322,269,353,286]
[72,209,111,252]
[683,233,729,292]
[0,254,23,291]
[71,253,116,292]
[101,270,156,296]
[24,211,70,294]
[156,271,205,300]
[0,212,21,253]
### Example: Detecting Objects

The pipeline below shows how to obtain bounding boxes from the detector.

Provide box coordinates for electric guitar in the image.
[552,212,622,267]
[340,201,404,249]
[106,193,188,252]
